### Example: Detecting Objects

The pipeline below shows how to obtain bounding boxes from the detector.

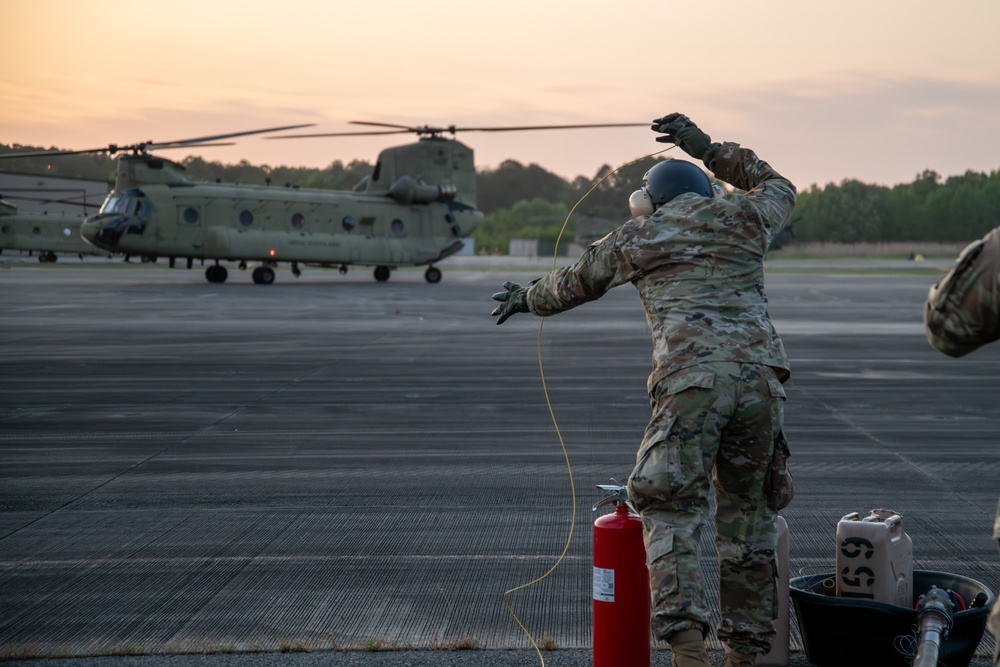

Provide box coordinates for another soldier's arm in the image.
[526,225,640,316]
[994,498,999,550]
[924,225,1000,357]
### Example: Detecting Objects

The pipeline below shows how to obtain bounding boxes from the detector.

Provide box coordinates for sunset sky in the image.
[5,0,999,190]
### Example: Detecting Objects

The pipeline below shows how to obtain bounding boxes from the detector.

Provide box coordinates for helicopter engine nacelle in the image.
[388,176,457,205]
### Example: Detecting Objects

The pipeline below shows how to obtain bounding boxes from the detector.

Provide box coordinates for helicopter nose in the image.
[80,218,99,244]
[81,214,125,249]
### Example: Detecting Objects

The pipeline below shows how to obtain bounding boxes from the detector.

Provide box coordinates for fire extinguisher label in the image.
[593,566,615,602]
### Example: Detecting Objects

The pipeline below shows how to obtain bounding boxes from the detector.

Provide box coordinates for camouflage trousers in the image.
[627,361,786,655]
[991,597,999,667]
[993,501,1000,667]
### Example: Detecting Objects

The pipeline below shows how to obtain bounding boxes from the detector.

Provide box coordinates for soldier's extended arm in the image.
[524,228,640,317]
[491,281,530,325]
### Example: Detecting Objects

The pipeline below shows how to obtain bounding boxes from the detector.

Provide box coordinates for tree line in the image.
[3,143,997,252]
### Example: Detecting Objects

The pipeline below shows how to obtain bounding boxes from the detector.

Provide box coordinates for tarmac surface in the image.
[1,255,997,666]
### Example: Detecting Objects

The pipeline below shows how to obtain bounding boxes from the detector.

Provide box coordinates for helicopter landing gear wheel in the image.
[206,264,228,283]
[252,265,275,285]
[292,262,301,278]
[373,265,391,282]
[339,264,348,275]
[424,266,442,283]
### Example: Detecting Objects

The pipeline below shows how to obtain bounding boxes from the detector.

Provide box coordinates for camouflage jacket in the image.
[525,142,796,393]
[924,225,1000,357]
[995,497,999,545]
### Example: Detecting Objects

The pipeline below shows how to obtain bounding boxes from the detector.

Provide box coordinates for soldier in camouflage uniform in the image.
[924,224,1000,667]
[491,113,796,667]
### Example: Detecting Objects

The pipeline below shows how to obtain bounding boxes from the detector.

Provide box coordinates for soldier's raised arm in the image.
[652,113,796,247]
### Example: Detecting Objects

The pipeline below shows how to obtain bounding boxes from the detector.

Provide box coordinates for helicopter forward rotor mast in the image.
[2,121,646,284]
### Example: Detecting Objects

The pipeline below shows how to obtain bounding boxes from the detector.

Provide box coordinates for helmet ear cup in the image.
[629,189,655,217]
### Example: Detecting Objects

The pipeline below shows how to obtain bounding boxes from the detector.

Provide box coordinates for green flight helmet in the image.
[642,159,713,206]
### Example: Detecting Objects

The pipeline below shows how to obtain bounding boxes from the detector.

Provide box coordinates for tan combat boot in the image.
[723,647,757,667]
[668,629,710,667]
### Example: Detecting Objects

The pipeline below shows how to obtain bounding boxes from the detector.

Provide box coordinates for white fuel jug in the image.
[835,509,913,606]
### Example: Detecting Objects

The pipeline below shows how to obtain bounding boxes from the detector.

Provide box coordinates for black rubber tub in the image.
[789,570,994,667]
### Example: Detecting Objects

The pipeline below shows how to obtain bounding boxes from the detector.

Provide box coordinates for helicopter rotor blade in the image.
[348,121,418,130]
[456,122,647,132]
[146,141,236,150]
[145,124,316,150]
[348,121,649,133]
[266,120,647,140]
[0,124,315,160]
[0,146,124,160]
[265,129,413,139]
[0,192,102,209]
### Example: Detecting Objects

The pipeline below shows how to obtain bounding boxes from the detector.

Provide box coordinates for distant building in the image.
[574,215,618,247]
[455,238,475,256]
[509,215,618,258]
[0,171,110,216]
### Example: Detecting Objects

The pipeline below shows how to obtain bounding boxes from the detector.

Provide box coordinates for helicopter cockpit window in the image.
[291,213,305,229]
[100,191,148,217]
[342,216,356,231]
[99,193,122,215]
[391,219,404,236]
[239,210,254,227]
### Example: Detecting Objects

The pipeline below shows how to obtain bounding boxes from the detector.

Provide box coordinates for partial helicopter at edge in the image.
[0,195,112,263]
[0,121,645,284]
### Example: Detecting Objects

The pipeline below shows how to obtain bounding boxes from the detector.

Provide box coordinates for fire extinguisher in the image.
[593,483,650,667]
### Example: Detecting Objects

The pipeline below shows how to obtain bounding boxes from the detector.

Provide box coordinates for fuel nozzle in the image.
[593,482,635,513]
[911,585,957,667]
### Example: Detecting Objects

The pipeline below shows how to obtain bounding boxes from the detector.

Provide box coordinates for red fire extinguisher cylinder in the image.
[593,499,650,667]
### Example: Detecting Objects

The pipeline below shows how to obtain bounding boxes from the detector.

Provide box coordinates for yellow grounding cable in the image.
[501,146,672,666]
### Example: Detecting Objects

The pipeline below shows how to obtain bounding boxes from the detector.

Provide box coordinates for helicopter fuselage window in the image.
[291,213,305,229]
[239,210,254,227]
[1,225,8,234]
[391,219,404,235]
[32,227,41,235]
[342,216,356,231]
[183,207,199,224]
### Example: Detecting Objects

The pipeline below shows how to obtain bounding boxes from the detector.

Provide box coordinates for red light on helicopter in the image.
[269,249,276,257]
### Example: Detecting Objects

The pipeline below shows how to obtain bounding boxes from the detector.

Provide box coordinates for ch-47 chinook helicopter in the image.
[1,121,644,284]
